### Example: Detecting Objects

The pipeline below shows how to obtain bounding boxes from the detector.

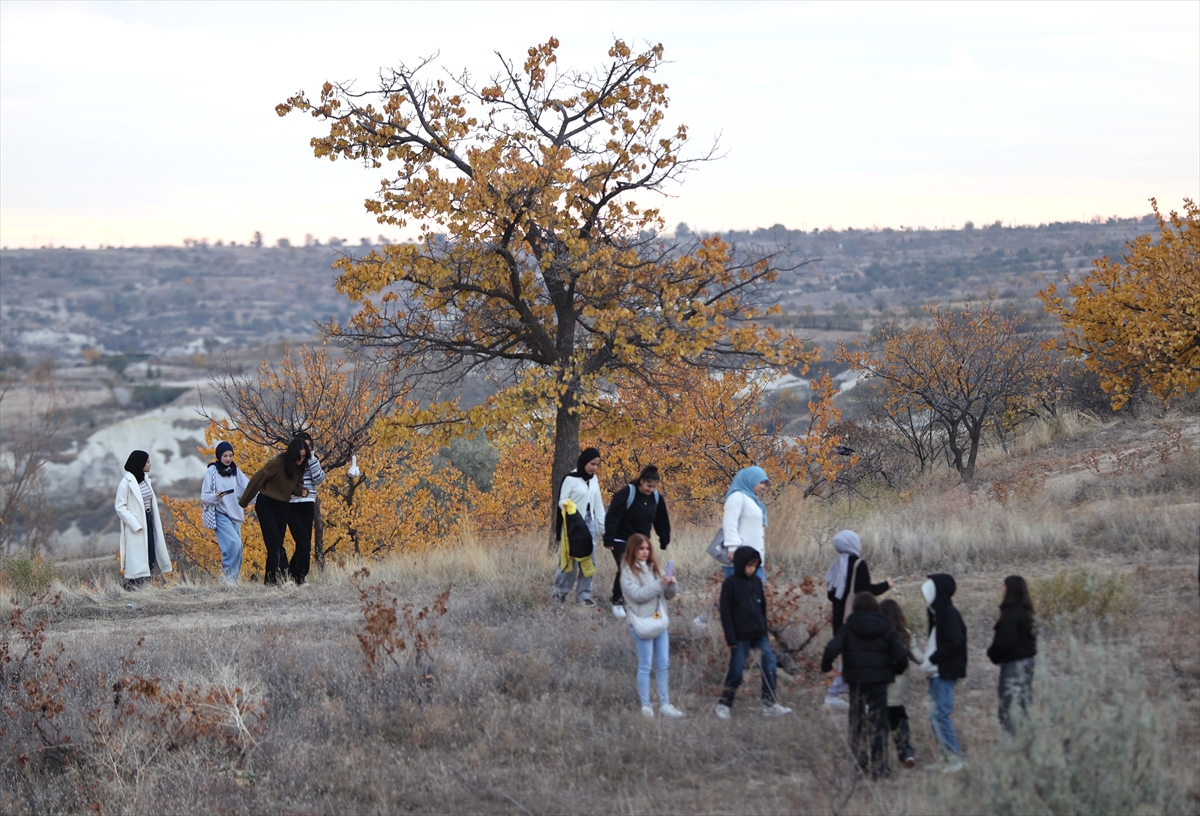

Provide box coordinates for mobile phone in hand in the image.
[218,489,233,497]
[666,560,674,579]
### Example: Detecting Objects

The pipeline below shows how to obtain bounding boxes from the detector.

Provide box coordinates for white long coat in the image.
[114,472,173,579]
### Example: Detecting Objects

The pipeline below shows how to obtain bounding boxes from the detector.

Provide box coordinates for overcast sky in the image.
[1,0,1197,248]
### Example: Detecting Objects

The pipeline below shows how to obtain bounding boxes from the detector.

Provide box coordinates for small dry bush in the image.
[1033,571,1137,624]
[0,554,57,600]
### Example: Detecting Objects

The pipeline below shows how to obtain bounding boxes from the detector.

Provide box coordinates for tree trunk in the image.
[548,399,582,550]
[313,492,325,571]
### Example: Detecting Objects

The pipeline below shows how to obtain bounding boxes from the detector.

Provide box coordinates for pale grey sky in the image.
[1,0,1196,248]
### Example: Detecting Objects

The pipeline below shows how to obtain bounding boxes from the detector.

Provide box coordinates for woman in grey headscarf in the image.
[822,529,894,707]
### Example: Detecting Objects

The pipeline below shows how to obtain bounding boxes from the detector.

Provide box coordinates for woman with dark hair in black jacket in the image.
[822,592,910,779]
[604,464,671,619]
[987,575,1037,734]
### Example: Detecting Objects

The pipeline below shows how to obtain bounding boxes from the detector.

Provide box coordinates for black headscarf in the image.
[569,447,601,483]
[212,441,237,478]
[124,450,149,484]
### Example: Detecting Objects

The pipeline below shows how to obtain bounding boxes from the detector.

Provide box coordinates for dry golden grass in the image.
[2,414,1197,815]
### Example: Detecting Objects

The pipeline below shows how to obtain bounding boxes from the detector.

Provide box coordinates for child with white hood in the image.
[920,573,968,773]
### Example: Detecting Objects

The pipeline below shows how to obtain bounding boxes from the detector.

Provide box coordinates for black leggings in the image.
[286,501,314,584]
[256,494,291,585]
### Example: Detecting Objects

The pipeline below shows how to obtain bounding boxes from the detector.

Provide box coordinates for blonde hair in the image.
[621,533,661,581]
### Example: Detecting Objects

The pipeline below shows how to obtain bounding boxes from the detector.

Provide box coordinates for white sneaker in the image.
[714,704,732,720]
[641,705,655,719]
[612,604,627,619]
[942,758,967,774]
[763,703,793,717]
[823,695,850,710]
[660,704,684,718]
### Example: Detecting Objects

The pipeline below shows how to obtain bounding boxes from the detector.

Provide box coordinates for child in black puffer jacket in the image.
[715,546,793,719]
[822,592,910,779]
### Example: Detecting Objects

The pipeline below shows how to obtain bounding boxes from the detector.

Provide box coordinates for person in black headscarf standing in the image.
[200,440,250,584]
[553,447,605,608]
[114,450,173,589]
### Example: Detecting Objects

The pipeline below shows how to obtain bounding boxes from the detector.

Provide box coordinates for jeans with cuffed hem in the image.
[718,636,778,707]
[927,677,963,757]
[631,626,670,707]
[215,512,243,582]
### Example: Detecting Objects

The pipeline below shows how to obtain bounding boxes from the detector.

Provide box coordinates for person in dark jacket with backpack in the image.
[604,465,672,620]
[919,573,968,772]
[987,575,1037,734]
[822,592,910,779]
[715,546,792,719]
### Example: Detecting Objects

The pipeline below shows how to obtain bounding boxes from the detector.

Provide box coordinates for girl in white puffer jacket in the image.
[620,533,682,719]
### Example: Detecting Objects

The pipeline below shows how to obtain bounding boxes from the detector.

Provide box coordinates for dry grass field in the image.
[2,411,1198,815]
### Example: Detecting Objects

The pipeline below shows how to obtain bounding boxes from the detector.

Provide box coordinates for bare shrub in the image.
[352,567,450,673]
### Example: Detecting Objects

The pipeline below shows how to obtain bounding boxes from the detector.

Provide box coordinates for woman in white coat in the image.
[723,465,769,581]
[114,450,172,589]
[553,447,605,607]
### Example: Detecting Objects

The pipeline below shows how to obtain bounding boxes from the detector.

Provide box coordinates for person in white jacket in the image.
[114,450,172,589]
[620,533,683,718]
[200,441,250,584]
[722,466,770,580]
[553,447,604,607]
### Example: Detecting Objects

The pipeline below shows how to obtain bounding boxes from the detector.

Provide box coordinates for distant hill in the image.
[0,215,1157,361]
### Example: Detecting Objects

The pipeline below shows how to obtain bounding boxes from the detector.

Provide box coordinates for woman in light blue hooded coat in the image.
[722,466,770,580]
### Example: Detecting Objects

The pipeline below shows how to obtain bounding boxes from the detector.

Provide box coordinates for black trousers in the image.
[609,540,626,604]
[255,494,291,585]
[849,683,890,778]
[888,705,914,762]
[145,509,158,572]
[286,501,315,584]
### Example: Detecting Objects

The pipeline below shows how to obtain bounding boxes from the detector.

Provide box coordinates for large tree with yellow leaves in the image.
[1040,199,1199,410]
[277,38,814,536]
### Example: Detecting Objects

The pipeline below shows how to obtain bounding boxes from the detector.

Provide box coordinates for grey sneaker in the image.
[763,703,793,717]
[579,598,597,609]
[823,695,850,710]
[660,704,685,718]
[942,758,967,774]
[715,704,732,720]
[641,705,655,719]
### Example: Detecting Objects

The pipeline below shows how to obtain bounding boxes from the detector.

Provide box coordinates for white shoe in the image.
[823,695,850,710]
[641,705,655,719]
[763,703,793,717]
[612,604,627,619]
[942,758,967,774]
[659,704,684,718]
[715,704,731,720]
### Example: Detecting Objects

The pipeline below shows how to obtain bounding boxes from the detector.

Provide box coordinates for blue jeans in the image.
[215,512,243,583]
[723,565,766,581]
[630,627,670,707]
[927,677,963,757]
[719,636,778,707]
